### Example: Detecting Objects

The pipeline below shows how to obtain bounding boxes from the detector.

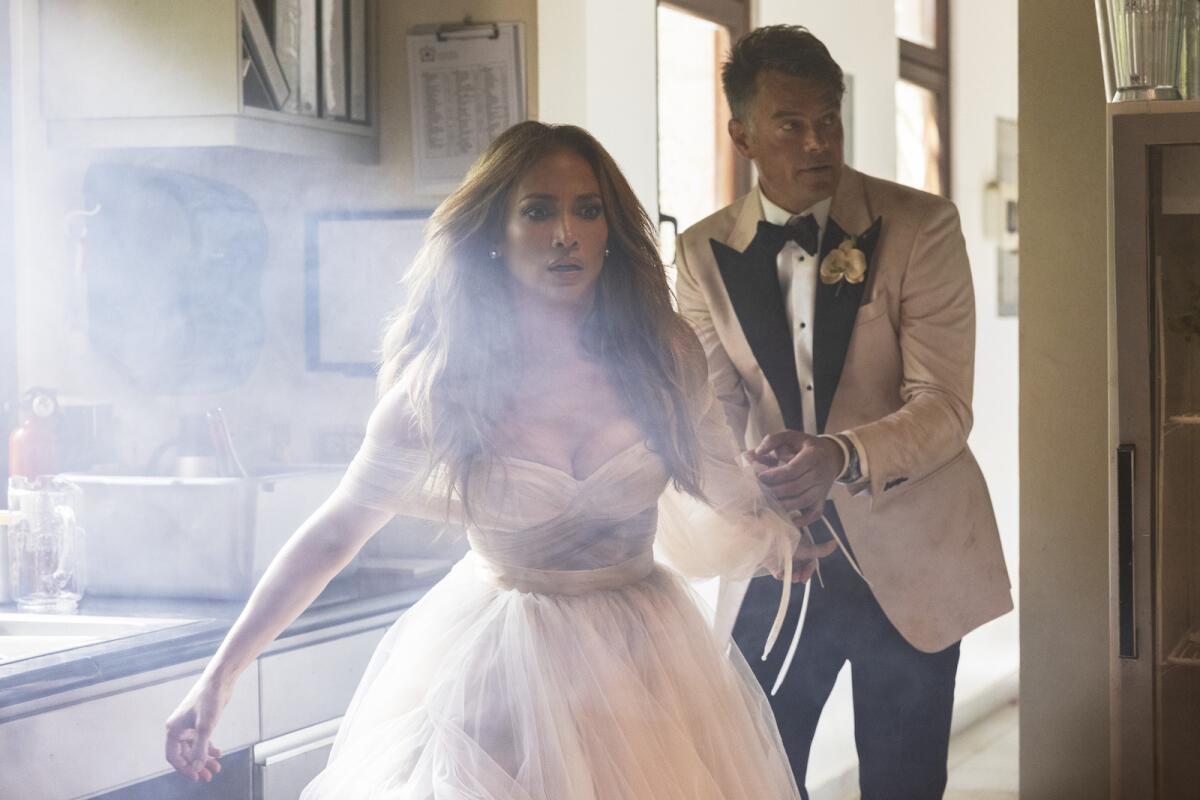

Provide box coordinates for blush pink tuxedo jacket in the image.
[675,167,1012,653]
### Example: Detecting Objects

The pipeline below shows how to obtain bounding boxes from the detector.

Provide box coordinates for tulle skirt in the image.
[300,554,801,799]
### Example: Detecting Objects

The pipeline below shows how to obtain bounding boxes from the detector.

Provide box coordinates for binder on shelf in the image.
[321,0,348,119]
[349,0,368,122]
[274,0,319,116]
[241,47,274,110]
[241,0,291,110]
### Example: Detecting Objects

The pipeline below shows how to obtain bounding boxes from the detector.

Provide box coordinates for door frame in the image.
[657,0,752,213]
[1,0,17,491]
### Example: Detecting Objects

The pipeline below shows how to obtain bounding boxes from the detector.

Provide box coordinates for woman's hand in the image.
[768,540,837,583]
[164,676,230,782]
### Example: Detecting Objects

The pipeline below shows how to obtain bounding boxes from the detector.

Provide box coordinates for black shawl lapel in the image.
[710,234,805,432]
[812,216,883,433]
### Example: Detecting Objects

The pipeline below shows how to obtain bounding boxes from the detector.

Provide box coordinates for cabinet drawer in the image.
[93,748,252,800]
[258,626,386,739]
[0,663,259,800]
[254,718,340,800]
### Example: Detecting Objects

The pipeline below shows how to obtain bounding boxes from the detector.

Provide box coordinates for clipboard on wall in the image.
[407,21,527,194]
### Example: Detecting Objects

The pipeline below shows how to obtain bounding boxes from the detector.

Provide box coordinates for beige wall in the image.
[1018,2,1110,797]
[537,0,657,215]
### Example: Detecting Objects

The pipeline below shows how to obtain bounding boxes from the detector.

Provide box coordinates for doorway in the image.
[655,0,748,269]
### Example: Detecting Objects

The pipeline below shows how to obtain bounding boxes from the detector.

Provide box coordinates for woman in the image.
[164,121,832,798]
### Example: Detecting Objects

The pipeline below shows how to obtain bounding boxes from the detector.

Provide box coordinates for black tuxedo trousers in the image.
[732,551,961,800]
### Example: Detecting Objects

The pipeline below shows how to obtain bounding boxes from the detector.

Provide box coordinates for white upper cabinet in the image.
[39,0,377,163]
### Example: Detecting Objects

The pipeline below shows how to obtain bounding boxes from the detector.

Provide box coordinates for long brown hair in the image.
[379,121,704,514]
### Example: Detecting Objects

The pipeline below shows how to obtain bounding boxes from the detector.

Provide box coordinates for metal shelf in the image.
[1109,99,1200,117]
[1163,413,1200,432]
[1167,627,1200,667]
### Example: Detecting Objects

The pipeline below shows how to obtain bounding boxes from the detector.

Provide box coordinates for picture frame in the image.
[304,209,429,376]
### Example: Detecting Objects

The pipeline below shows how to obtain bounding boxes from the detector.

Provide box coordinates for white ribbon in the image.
[761,535,793,659]
[765,515,870,695]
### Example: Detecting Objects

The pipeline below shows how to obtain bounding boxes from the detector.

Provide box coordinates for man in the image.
[675,25,1012,800]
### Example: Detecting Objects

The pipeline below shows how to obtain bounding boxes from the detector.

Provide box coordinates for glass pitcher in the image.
[5,476,86,612]
[1104,0,1186,100]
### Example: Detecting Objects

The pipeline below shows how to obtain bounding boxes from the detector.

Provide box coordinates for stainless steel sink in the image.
[0,612,196,664]
[61,465,350,599]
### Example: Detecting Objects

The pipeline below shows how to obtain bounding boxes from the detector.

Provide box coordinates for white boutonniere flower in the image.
[819,238,868,288]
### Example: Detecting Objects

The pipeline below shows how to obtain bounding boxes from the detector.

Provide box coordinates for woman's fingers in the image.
[165,711,199,774]
[758,429,806,460]
[743,448,778,468]
[165,679,230,782]
[763,478,805,502]
[770,538,835,582]
[166,728,203,780]
[794,538,837,561]
[193,747,222,783]
[164,727,191,772]
[757,457,815,486]
[773,482,829,512]
[793,559,818,583]
[788,499,832,528]
[165,710,221,781]
[796,504,827,528]
[189,717,218,780]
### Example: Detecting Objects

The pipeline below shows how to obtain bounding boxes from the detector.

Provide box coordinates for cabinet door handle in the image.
[1117,444,1137,659]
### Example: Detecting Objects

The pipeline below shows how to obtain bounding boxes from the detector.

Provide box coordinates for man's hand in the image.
[747,430,845,528]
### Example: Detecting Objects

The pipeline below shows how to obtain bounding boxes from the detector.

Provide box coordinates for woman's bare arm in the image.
[164,496,394,780]
[166,389,416,781]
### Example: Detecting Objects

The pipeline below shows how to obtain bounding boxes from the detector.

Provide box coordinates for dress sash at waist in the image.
[471,549,656,595]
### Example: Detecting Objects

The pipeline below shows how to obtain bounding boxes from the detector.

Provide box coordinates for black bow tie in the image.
[757,214,820,256]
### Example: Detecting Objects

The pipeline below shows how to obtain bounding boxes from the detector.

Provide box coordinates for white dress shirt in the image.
[759,190,831,437]
[758,189,870,482]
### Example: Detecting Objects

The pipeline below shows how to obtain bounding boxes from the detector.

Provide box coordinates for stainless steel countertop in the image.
[0,571,439,710]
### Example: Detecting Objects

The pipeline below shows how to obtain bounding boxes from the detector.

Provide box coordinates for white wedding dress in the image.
[300,380,803,799]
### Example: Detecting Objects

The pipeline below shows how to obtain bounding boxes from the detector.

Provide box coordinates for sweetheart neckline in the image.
[494,439,651,483]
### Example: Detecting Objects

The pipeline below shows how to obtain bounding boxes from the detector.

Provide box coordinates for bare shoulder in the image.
[364,383,423,449]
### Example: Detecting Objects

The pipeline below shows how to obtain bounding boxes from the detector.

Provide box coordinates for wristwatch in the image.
[832,433,862,484]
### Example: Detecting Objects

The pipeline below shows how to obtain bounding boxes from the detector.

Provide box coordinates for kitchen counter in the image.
[0,572,440,711]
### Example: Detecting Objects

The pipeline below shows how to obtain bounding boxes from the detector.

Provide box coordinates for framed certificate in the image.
[304,209,428,376]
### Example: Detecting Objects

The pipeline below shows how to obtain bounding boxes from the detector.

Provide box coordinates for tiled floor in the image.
[807,610,1020,800]
[690,577,1021,800]
[819,700,1020,800]
[943,701,1019,799]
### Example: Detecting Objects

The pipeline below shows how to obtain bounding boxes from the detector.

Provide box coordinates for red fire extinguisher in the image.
[8,388,61,479]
